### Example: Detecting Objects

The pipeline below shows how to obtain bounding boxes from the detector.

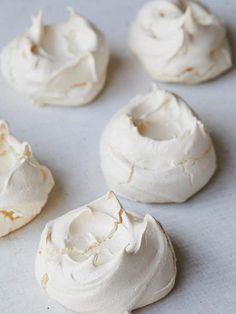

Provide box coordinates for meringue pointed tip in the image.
[0,120,9,134]
[67,7,78,19]
[22,142,32,158]
[151,82,161,92]
[32,9,43,23]
[105,190,116,200]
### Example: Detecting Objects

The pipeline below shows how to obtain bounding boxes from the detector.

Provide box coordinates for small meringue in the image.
[0,120,54,237]
[35,191,176,314]
[129,0,232,84]
[100,86,216,203]
[1,8,109,106]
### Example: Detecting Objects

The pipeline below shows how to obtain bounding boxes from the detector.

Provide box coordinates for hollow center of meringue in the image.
[132,93,194,141]
[40,19,97,58]
[66,209,129,265]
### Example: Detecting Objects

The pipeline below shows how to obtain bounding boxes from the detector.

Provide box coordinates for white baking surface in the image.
[0,0,235,313]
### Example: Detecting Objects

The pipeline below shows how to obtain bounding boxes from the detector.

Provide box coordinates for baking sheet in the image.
[0,0,235,313]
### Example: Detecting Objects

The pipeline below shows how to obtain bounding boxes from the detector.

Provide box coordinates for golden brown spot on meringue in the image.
[147,30,157,39]
[133,120,146,134]
[210,47,221,58]
[31,44,38,54]
[66,82,87,93]
[46,231,52,242]
[118,208,123,225]
[40,169,47,180]
[24,145,31,158]
[127,164,135,184]
[185,67,193,72]
[0,210,18,221]
[41,273,49,289]
[71,82,87,88]
[138,122,146,134]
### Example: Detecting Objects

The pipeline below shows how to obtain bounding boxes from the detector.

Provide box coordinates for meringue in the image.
[0,121,54,237]
[129,0,232,84]
[1,8,109,106]
[100,86,216,203]
[35,191,176,314]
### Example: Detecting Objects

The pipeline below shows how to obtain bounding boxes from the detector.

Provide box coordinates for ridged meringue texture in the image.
[0,121,54,237]
[100,86,217,203]
[35,192,176,314]
[1,8,109,106]
[129,0,232,84]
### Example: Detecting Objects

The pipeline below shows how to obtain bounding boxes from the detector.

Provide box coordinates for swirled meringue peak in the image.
[35,191,176,314]
[1,8,109,106]
[100,86,216,203]
[129,0,232,84]
[0,121,54,237]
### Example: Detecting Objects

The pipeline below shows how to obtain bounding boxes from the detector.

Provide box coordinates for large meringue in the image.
[35,191,176,314]
[100,86,216,203]
[129,0,232,84]
[0,121,54,237]
[1,9,109,106]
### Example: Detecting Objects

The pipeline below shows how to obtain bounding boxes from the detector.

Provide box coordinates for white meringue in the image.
[100,86,216,203]
[129,0,232,84]
[1,8,109,106]
[0,121,54,237]
[35,191,176,314]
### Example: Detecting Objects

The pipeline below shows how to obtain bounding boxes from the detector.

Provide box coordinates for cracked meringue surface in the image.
[0,121,54,237]
[35,191,176,314]
[1,8,109,106]
[129,0,232,84]
[100,86,217,203]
